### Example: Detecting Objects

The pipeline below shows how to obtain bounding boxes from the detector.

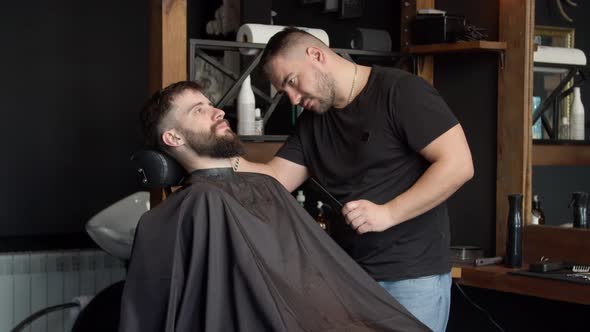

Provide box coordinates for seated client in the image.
[119,81,429,332]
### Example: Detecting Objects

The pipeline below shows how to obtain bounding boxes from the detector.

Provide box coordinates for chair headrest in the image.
[131,149,186,188]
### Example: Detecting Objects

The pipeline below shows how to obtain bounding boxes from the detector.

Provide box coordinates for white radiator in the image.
[0,249,126,332]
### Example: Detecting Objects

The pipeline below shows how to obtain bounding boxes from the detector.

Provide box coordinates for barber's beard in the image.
[181,122,245,159]
[309,70,336,113]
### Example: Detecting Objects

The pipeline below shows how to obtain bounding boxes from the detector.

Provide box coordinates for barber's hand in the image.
[342,200,395,234]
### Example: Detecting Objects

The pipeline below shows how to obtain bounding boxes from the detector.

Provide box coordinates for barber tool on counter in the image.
[450,246,483,264]
[528,259,590,273]
[475,256,503,266]
[450,246,503,266]
[509,257,590,284]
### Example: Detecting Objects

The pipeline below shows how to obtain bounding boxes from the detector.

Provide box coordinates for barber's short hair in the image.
[260,26,321,76]
[140,81,202,150]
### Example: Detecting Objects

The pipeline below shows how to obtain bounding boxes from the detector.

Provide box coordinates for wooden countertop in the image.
[452,264,590,305]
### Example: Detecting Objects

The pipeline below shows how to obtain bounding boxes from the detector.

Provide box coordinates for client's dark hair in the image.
[140,81,202,150]
[260,27,320,76]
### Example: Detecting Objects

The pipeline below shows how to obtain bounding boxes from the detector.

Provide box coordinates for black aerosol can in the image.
[506,194,523,268]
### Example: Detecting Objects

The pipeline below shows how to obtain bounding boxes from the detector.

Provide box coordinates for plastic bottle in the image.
[296,190,306,208]
[559,116,570,140]
[531,194,545,225]
[237,75,256,135]
[570,87,585,140]
[254,108,264,135]
[532,96,543,139]
[315,201,328,232]
[570,191,589,228]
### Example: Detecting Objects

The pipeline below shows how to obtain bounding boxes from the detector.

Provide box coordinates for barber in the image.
[238,27,473,332]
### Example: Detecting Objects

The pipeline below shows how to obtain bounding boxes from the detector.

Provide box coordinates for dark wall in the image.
[0,1,148,250]
[436,52,498,256]
[533,0,590,225]
[271,1,399,49]
[433,0,499,256]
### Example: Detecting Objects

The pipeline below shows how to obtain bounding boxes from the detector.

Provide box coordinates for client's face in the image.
[174,89,244,158]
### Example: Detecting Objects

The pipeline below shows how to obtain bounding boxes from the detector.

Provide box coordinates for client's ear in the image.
[162,129,183,147]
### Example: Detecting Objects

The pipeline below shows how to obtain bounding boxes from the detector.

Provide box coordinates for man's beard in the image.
[180,121,245,159]
[304,69,336,113]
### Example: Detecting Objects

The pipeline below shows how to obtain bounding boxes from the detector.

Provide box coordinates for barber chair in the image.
[130,149,186,196]
[84,150,185,262]
[70,150,185,331]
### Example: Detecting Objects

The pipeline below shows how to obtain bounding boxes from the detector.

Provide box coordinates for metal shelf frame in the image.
[189,38,411,127]
[532,63,588,140]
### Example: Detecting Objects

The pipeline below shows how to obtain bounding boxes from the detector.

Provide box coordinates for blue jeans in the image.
[379,272,451,332]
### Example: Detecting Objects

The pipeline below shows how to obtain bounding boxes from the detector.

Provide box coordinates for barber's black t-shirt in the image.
[277,66,459,281]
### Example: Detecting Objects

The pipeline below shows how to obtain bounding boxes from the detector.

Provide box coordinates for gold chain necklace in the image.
[347,63,358,105]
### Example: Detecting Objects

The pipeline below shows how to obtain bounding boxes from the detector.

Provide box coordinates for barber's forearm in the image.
[385,159,473,226]
[236,157,309,192]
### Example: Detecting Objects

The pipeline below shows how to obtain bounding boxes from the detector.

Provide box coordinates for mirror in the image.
[520,3,590,268]
[532,25,576,140]
[531,22,588,231]
[532,166,590,228]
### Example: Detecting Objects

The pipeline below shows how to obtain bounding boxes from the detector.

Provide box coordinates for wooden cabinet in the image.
[496,0,590,266]
[533,142,590,166]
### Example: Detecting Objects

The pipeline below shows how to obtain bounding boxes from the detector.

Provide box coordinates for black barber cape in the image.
[119,168,429,332]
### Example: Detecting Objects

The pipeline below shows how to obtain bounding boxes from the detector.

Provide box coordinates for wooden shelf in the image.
[453,225,590,305]
[532,143,590,166]
[454,264,590,305]
[524,225,590,266]
[409,41,507,55]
